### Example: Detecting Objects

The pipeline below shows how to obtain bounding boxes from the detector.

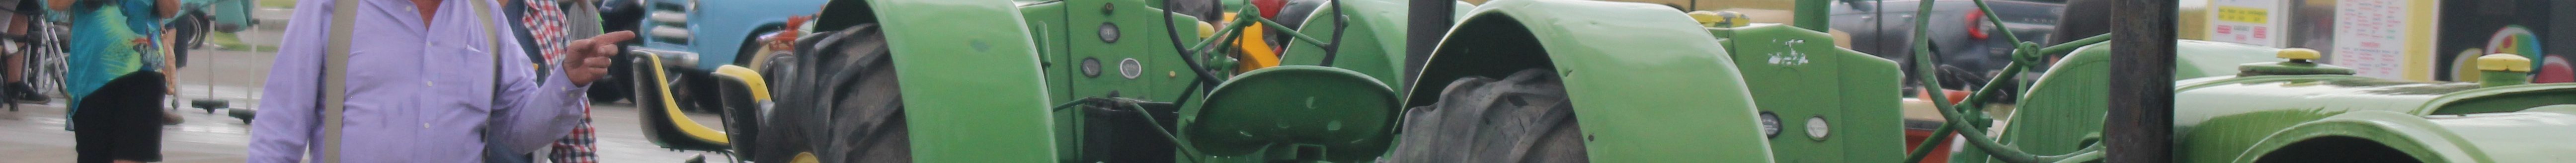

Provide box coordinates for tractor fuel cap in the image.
[2240,48,2355,76]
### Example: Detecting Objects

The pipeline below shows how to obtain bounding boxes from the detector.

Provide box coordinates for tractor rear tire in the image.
[752,23,912,163]
[1387,69,1587,163]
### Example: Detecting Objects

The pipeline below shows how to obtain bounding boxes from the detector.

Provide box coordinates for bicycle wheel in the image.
[30,22,63,96]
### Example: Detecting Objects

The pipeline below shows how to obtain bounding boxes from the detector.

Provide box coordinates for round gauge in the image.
[1805,116,1831,141]
[1759,111,1781,139]
[1099,22,1121,43]
[1119,58,1144,79]
[1081,58,1103,78]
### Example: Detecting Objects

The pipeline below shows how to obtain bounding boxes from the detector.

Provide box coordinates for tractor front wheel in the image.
[1387,69,1588,163]
[752,23,911,163]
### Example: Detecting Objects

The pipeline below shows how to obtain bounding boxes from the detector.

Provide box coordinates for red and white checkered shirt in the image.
[521,0,569,60]
[518,0,596,162]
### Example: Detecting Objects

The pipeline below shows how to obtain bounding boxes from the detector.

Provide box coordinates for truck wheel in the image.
[753,23,911,163]
[1388,69,1587,163]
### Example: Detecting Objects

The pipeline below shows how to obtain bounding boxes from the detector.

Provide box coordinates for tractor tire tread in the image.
[1388,69,1585,163]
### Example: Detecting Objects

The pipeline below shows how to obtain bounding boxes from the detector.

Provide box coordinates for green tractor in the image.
[620,0,2576,162]
[632,0,1911,162]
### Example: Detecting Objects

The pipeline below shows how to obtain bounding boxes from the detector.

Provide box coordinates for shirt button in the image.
[426,81,434,87]
[422,123,431,129]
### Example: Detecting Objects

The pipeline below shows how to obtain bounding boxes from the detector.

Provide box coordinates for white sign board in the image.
[2330,0,2412,79]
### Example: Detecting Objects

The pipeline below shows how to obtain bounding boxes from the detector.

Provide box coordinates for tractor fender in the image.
[2229,110,2576,163]
[819,0,1057,162]
[1405,0,1774,161]
[1272,0,1474,88]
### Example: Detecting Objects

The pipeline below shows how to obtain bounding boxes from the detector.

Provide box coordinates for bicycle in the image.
[0,2,65,111]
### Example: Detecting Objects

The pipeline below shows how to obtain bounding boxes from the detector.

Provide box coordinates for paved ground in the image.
[1,99,729,163]
[0,3,728,162]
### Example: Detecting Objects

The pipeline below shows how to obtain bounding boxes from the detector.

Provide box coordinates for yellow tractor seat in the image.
[631,51,732,152]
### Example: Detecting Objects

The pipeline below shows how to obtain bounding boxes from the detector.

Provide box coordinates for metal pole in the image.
[203,61,211,98]
[1404,0,1451,86]
[2104,0,2173,162]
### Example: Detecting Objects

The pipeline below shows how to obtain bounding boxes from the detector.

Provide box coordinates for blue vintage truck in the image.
[609,0,829,108]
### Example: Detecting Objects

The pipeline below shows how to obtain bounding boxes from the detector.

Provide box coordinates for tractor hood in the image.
[2171,75,2576,162]
[2175,75,2576,119]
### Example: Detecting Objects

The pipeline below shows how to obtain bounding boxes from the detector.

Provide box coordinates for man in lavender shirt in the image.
[247,0,627,162]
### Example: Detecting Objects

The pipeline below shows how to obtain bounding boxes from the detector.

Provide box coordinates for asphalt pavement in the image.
[0,5,725,163]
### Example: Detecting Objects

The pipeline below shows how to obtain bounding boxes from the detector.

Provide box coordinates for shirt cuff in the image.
[548,68,591,99]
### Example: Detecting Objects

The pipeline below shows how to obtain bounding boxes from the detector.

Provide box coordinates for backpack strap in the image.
[466,1,526,162]
[318,0,360,162]
[479,0,503,97]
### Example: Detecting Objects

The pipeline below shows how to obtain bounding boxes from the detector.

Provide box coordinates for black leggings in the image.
[73,71,166,163]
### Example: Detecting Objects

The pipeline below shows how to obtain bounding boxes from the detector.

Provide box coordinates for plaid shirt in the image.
[520,0,569,60]
[518,0,596,162]
[547,106,597,163]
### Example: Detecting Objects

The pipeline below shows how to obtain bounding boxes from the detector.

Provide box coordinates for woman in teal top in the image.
[53,0,173,109]
[49,0,175,162]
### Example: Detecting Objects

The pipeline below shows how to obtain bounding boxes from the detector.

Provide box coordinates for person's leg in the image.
[72,95,107,163]
[72,73,170,163]
[81,72,166,163]
[3,0,23,39]
[2,0,37,103]
[4,0,25,83]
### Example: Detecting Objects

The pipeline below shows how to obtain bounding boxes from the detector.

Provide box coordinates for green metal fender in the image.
[1272,0,1473,87]
[2230,109,2576,163]
[1406,0,1775,161]
[814,0,1058,162]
